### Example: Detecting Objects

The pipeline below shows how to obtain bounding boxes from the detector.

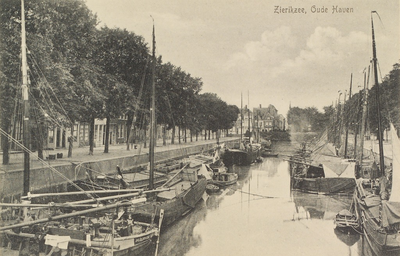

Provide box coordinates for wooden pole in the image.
[149,19,156,190]
[240,92,243,142]
[154,209,164,256]
[358,67,369,163]
[161,163,189,187]
[344,73,352,158]
[21,0,30,197]
[0,203,104,208]
[0,201,140,231]
[371,12,385,175]
[21,189,144,199]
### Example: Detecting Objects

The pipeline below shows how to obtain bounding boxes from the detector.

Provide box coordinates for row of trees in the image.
[287,63,400,142]
[287,106,333,133]
[0,0,239,164]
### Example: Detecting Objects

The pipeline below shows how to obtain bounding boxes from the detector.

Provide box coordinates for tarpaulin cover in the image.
[198,164,212,180]
[323,162,348,177]
[314,155,355,178]
[362,195,381,208]
[381,201,400,228]
[311,142,337,159]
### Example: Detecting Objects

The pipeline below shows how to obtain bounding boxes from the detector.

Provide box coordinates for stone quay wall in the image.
[0,139,238,200]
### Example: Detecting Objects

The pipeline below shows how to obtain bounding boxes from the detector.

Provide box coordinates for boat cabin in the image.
[306,165,325,178]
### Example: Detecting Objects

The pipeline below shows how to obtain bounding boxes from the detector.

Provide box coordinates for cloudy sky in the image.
[85,0,399,116]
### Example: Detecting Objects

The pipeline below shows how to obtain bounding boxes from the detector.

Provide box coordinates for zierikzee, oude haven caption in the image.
[274,5,354,14]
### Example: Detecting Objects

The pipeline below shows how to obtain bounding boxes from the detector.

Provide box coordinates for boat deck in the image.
[157,181,193,200]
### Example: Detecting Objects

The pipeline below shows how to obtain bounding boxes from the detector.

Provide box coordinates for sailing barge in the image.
[290,159,356,195]
[351,12,400,255]
[0,199,162,256]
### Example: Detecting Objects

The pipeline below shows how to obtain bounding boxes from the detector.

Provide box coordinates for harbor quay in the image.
[0,137,239,200]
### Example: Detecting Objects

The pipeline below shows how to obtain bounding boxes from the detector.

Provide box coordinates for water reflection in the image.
[157,202,208,256]
[154,144,372,256]
[291,191,352,221]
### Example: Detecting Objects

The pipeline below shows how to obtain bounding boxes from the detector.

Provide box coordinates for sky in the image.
[85,0,399,116]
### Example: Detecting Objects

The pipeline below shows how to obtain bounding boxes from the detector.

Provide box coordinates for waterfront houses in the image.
[229,104,286,136]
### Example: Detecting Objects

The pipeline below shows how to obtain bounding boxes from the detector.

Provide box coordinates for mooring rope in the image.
[236,190,277,199]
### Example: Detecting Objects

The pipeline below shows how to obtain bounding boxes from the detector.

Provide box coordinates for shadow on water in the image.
[155,202,208,256]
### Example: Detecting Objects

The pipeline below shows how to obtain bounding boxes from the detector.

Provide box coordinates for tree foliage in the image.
[367,63,400,134]
[1,0,238,160]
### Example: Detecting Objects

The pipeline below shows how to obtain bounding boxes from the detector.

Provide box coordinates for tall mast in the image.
[371,12,385,175]
[248,91,250,134]
[336,91,342,147]
[149,20,156,190]
[257,111,260,143]
[341,90,347,153]
[21,0,30,196]
[344,73,352,158]
[358,67,369,163]
[240,92,243,141]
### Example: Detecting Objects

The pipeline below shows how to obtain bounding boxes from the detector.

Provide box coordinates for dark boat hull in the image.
[130,178,207,227]
[222,149,260,166]
[261,152,278,157]
[292,177,356,195]
[354,195,400,255]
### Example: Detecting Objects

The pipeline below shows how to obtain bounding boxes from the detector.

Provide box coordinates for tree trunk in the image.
[36,122,44,160]
[155,124,157,148]
[143,128,147,148]
[126,113,133,150]
[171,126,175,144]
[89,117,95,155]
[196,131,198,141]
[1,125,9,165]
[184,127,187,143]
[208,130,210,140]
[204,129,207,140]
[68,124,73,158]
[163,126,166,146]
[190,130,193,142]
[104,116,110,153]
[178,126,181,144]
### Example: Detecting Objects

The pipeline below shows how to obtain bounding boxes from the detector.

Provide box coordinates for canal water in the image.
[154,140,379,256]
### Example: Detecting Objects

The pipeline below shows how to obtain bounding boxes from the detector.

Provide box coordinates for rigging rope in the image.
[27,65,66,129]
[0,128,96,200]
[27,50,72,126]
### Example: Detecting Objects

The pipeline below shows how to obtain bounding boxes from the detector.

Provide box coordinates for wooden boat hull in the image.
[261,152,278,157]
[354,196,400,255]
[210,179,237,187]
[222,149,260,166]
[206,184,220,194]
[209,172,238,188]
[130,178,207,227]
[1,228,157,256]
[70,231,156,256]
[334,210,360,233]
[291,177,356,195]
